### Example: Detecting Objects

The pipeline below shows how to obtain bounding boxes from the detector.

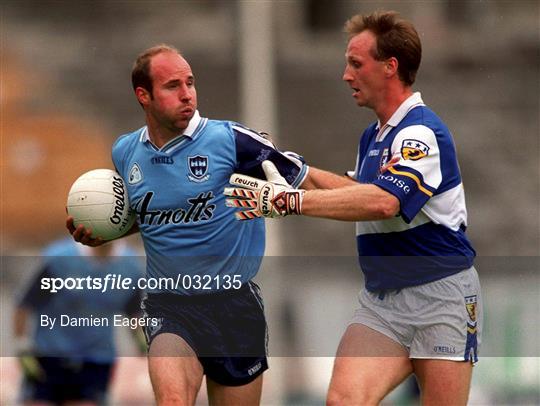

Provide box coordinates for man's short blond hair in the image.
[345,11,421,86]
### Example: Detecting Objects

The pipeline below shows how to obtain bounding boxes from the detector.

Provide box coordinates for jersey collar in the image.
[139,109,202,145]
[375,92,425,142]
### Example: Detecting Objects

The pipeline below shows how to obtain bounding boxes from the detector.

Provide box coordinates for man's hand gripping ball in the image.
[224,161,305,220]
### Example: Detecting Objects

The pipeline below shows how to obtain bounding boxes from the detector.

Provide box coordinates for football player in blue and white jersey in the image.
[67,44,307,405]
[225,11,482,406]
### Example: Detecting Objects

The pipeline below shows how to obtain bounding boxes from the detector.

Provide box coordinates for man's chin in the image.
[174,117,192,130]
[355,99,367,107]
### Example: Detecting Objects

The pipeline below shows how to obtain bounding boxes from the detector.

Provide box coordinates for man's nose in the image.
[342,67,352,82]
[179,86,192,101]
[180,93,191,102]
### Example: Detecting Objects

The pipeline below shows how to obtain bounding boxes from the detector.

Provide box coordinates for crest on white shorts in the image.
[465,295,478,335]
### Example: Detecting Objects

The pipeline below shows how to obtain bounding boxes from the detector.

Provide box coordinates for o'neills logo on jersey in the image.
[151,156,174,165]
[110,176,129,227]
[133,191,216,225]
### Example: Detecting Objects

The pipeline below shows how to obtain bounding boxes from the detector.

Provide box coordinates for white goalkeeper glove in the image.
[224,160,305,220]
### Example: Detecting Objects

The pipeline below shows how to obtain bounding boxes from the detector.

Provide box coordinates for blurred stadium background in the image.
[1,1,538,404]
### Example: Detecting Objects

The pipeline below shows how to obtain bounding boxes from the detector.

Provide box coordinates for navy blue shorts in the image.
[142,281,268,386]
[21,357,113,404]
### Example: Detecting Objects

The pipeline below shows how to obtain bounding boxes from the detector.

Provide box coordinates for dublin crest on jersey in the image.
[188,155,210,182]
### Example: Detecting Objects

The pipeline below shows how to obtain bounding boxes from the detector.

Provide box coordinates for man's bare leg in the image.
[148,333,204,406]
[206,375,263,406]
[413,358,473,406]
[327,323,413,406]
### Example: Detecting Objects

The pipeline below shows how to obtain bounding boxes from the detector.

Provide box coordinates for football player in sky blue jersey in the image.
[226,11,482,406]
[67,44,307,405]
[14,238,144,405]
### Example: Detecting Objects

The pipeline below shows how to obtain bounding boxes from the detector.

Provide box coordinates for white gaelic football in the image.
[67,169,136,240]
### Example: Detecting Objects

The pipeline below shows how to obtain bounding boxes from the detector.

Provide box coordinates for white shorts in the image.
[350,267,483,363]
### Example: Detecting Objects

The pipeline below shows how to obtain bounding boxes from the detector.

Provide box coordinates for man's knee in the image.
[326,387,346,406]
[153,379,200,406]
[155,392,187,406]
[327,386,380,406]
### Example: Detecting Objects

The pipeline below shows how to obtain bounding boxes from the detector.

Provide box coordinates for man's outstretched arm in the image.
[225,161,399,222]
[301,167,357,190]
[301,184,399,221]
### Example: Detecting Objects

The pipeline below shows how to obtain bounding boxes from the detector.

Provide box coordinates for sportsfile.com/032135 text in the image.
[40,273,243,293]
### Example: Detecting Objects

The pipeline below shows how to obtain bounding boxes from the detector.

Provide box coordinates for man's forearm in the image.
[301,167,357,190]
[301,183,400,221]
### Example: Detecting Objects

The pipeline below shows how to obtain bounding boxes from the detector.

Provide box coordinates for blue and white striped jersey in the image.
[352,93,475,291]
[112,111,308,294]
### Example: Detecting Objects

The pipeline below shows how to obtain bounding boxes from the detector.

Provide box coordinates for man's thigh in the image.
[148,333,204,405]
[327,323,413,406]
[206,375,263,406]
[413,358,472,406]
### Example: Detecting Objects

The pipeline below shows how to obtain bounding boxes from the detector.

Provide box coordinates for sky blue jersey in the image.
[351,93,476,291]
[112,111,308,294]
[18,238,144,363]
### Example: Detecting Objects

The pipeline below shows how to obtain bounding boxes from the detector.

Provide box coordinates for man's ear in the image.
[135,87,151,107]
[384,57,399,78]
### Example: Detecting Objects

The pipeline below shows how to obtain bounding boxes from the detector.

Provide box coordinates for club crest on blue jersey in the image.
[401,139,429,161]
[128,163,143,185]
[188,155,210,182]
[380,148,390,168]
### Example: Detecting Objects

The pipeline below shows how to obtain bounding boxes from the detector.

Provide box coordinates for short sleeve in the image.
[112,139,124,175]
[373,125,441,223]
[112,132,134,177]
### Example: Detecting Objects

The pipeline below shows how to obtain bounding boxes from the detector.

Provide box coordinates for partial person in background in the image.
[14,237,145,406]
[67,44,308,405]
[225,10,482,406]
